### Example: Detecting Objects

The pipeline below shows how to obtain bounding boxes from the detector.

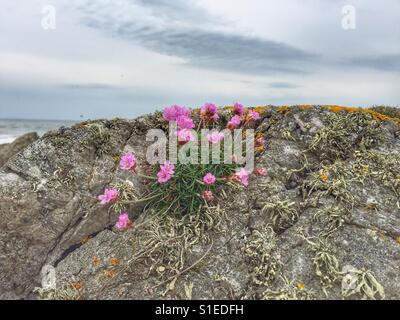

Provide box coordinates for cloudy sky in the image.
[0,0,399,120]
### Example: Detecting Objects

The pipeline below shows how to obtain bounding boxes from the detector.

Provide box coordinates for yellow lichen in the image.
[277,106,291,115]
[297,105,313,111]
[296,282,305,290]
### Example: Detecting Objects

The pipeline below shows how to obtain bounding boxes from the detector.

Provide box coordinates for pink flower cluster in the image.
[163,105,195,145]
[227,115,241,129]
[233,103,245,116]
[177,129,195,144]
[97,188,119,205]
[163,105,191,122]
[115,213,131,230]
[200,103,219,122]
[207,131,225,144]
[234,168,250,187]
[201,190,214,202]
[157,161,175,184]
[119,152,136,171]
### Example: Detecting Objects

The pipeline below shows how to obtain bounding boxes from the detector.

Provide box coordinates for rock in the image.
[0,106,399,300]
[0,132,39,166]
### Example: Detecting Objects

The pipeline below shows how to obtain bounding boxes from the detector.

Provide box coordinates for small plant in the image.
[298,231,341,294]
[243,225,282,286]
[313,204,351,237]
[261,276,315,300]
[262,199,298,230]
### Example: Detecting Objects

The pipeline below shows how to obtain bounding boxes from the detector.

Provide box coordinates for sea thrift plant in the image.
[97,188,119,205]
[98,103,266,219]
[119,152,137,171]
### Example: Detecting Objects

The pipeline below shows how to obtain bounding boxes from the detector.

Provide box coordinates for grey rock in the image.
[0,132,39,166]
[0,107,399,300]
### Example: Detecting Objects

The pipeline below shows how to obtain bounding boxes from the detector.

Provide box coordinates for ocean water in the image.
[0,119,77,144]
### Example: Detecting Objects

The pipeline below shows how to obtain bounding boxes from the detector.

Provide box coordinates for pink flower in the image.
[207,131,224,144]
[115,212,131,230]
[97,188,119,205]
[233,103,245,116]
[119,152,136,171]
[255,136,266,147]
[161,160,175,175]
[227,115,241,129]
[235,168,250,187]
[201,190,214,202]
[203,173,216,185]
[176,115,195,130]
[163,105,190,122]
[200,103,219,122]
[157,161,175,184]
[177,129,195,144]
[255,168,267,176]
[248,111,261,121]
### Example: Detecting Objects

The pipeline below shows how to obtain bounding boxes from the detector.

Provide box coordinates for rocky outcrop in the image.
[0,132,39,166]
[0,106,399,300]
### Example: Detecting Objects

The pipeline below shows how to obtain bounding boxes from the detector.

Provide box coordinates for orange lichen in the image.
[110,257,120,266]
[71,282,83,290]
[255,145,266,153]
[104,270,116,279]
[277,106,291,115]
[80,236,92,245]
[323,105,400,124]
[298,104,313,111]
[254,106,270,115]
[396,236,400,244]
[92,256,100,267]
[296,282,305,290]
[319,169,329,183]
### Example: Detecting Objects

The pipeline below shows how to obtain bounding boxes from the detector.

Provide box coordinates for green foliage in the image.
[147,161,238,217]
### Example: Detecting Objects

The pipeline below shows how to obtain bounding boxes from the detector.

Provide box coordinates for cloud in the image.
[71,0,318,75]
[269,82,301,89]
[348,54,400,72]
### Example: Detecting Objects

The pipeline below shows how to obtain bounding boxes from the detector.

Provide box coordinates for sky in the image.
[0,0,399,120]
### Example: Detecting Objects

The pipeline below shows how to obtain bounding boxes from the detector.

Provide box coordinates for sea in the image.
[0,119,78,144]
